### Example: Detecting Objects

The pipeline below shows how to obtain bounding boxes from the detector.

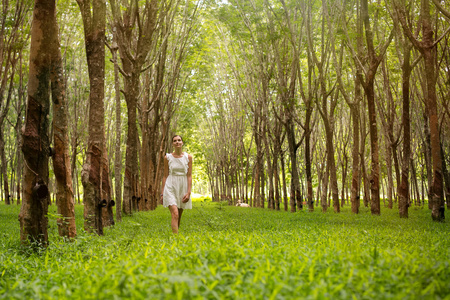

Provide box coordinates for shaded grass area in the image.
[1,202,449,299]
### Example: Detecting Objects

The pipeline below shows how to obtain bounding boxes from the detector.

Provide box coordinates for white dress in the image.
[163,152,192,209]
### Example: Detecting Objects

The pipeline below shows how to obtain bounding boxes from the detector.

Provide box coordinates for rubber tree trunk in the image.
[50,7,77,238]
[398,44,412,218]
[305,104,314,212]
[77,0,107,235]
[350,102,361,214]
[0,132,10,204]
[18,0,53,246]
[286,122,301,213]
[421,0,444,221]
[111,41,122,222]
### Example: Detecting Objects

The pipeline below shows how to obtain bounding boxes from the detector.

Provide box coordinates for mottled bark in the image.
[19,0,53,246]
[0,131,9,204]
[15,56,25,206]
[441,143,450,210]
[77,0,107,234]
[110,0,159,215]
[398,44,412,218]
[101,139,114,227]
[395,0,444,221]
[1,0,28,206]
[305,104,314,212]
[50,5,77,238]
[109,41,122,222]
[321,160,329,212]
[359,0,393,215]
[350,102,361,214]
[286,122,301,213]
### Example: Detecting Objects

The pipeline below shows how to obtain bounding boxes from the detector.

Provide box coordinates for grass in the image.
[0,201,449,299]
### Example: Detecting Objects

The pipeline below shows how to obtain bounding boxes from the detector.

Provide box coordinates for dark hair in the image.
[172,135,183,142]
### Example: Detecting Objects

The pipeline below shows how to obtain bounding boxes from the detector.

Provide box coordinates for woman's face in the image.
[172,136,183,148]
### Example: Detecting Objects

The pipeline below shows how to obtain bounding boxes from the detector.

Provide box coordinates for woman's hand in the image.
[182,193,190,203]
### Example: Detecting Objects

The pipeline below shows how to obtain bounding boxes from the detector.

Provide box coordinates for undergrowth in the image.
[0,202,449,299]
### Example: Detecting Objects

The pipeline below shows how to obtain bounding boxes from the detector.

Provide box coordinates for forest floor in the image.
[0,201,449,299]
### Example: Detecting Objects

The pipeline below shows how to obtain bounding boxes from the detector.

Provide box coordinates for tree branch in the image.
[432,25,450,48]
[431,0,450,20]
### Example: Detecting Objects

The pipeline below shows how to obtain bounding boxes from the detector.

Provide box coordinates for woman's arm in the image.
[182,154,193,202]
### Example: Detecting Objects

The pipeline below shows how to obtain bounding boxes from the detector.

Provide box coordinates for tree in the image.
[346,0,393,215]
[50,0,77,238]
[395,0,448,221]
[77,0,109,234]
[19,0,54,245]
[308,0,340,213]
[108,39,122,222]
[110,0,159,214]
[0,0,29,205]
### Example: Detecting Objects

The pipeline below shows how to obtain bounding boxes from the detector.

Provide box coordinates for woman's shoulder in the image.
[184,152,193,160]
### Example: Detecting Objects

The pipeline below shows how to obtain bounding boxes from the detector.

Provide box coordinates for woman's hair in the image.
[172,135,183,142]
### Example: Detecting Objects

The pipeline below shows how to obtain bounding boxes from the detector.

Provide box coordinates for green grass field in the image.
[1,202,449,299]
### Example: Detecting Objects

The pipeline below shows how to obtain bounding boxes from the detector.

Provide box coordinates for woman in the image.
[161,135,193,234]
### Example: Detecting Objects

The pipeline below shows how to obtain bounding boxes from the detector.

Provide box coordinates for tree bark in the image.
[359,0,393,215]
[0,0,28,206]
[398,43,412,218]
[49,6,77,238]
[110,0,159,215]
[15,53,25,206]
[19,0,53,246]
[109,41,122,222]
[395,0,444,221]
[77,0,107,234]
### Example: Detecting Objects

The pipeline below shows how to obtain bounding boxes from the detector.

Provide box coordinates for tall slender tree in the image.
[77,0,109,234]
[395,0,447,221]
[110,0,159,215]
[19,0,54,245]
[50,0,77,238]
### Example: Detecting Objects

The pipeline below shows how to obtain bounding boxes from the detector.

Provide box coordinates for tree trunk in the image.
[110,41,122,222]
[286,122,301,213]
[77,0,107,235]
[321,160,329,212]
[350,102,361,213]
[359,115,370,207]
[324,119,339,213]
[19,0,53,246]
[423,113,433,208]
[422,0,444,221]
[280,149,288,211]
[398,44,412,218]
[440,143,450,210]
[50,8,77,238]
[359,0,392,214]
[110,0,159,215]
[15,60,24,206]
[395,0,444,221]
[365,78,381,215]
[101,138,114,227]
[424,52,444,221]
[0,132,9,204]
[305,105,314,212]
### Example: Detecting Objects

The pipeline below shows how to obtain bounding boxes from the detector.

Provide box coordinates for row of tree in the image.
[0,0,200,245]
[196,0,450,220]
[1,0,449,246]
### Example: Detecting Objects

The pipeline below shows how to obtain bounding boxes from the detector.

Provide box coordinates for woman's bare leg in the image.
[169,205,179,234]
[178,208,184,228]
